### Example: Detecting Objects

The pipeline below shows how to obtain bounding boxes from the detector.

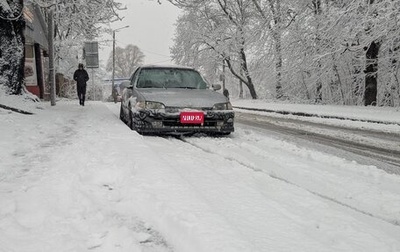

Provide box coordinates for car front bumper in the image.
[131,110,234,134]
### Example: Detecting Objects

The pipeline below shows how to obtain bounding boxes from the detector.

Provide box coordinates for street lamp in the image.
[112,25,129,102]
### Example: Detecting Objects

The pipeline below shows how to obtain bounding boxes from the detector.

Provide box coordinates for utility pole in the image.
[222,60,226,91]
[112,30,116,102]
[92,69,95,101]
[112,25,129,102]
[48,9,56,106]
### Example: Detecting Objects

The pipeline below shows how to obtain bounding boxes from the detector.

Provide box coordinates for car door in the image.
[125,68,140,109]
[121,68,139,112]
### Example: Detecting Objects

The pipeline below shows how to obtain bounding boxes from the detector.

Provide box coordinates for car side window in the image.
[130,69,140,87]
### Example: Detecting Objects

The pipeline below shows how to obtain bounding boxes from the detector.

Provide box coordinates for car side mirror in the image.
[223,88,230,98]
[212,84,222,91]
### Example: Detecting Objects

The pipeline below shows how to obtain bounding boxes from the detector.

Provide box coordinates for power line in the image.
[115,40,171,58]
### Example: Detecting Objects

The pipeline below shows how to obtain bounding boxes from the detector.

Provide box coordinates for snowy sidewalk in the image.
[0,101,174,251]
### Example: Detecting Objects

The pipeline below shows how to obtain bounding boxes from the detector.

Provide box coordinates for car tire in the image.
[129,109,135,130]
[119,103,124,122]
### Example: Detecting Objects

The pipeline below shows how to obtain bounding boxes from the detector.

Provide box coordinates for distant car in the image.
[119,65,234,135]
[109,78,130,102]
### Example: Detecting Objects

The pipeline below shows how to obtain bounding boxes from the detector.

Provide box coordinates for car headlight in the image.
[212,102,233,110]
[136,101,165,110]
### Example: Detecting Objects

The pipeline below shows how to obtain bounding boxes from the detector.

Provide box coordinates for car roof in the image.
[140,64,196,70]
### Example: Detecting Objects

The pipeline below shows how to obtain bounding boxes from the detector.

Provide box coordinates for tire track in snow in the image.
[178,136,400,227]
[235,112,400,174]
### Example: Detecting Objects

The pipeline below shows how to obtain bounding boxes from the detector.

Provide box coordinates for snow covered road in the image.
[235,111,400,174]
[1,100,400,251]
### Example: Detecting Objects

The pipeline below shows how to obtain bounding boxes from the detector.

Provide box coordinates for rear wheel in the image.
[129,109,135,130]
[119,103,124,122]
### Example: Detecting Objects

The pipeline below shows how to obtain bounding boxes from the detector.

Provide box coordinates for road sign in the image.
[84,41,99,68]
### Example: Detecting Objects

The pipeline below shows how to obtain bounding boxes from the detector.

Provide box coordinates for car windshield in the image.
[136,68,208,89]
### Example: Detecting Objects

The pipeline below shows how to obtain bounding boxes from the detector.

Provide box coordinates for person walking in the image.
[73,63,89,106]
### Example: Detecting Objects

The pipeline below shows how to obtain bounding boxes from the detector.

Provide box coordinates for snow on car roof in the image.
[140,64,195,70]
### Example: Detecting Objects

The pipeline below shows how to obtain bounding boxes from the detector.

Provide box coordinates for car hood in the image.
[138,88,228,108]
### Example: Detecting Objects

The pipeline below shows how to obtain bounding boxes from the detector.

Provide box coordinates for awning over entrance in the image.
[24,3,48,51]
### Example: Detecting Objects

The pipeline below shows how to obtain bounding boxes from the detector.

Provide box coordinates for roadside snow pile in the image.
[232,99,400,125]
[0,86,44,114]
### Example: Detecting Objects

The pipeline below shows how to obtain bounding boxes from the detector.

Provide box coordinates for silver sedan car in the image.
[119,65,234,135]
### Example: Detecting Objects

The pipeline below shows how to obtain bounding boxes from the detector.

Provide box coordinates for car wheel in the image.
[129,109,135,130]
[119,103,124,122]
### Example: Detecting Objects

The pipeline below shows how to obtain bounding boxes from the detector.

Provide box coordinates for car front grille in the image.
[162,118,218,127]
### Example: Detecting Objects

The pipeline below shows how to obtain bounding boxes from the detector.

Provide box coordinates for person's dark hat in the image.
[78,63,84,68]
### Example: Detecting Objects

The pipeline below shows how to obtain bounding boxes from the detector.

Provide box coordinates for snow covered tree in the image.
[163,0,400,106]
[35,0,125,75]
[361,0,400,106]
[216,0,258,99]
[106,44,145,78]
[0,0,125,95]
[250,0,285,99]
[168,0,258,99]
[0,0,25,94]
[363,0,381,106]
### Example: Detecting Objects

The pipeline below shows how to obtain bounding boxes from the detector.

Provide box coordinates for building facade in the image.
[23,2,48,99]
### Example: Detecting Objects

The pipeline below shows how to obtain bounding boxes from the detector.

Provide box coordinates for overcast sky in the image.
[99,0,181,67]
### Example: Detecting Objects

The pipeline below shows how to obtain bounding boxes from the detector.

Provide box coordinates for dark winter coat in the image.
[73,69,89,86]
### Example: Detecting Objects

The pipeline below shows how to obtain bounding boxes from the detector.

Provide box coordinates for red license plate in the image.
[180,111,204,124]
